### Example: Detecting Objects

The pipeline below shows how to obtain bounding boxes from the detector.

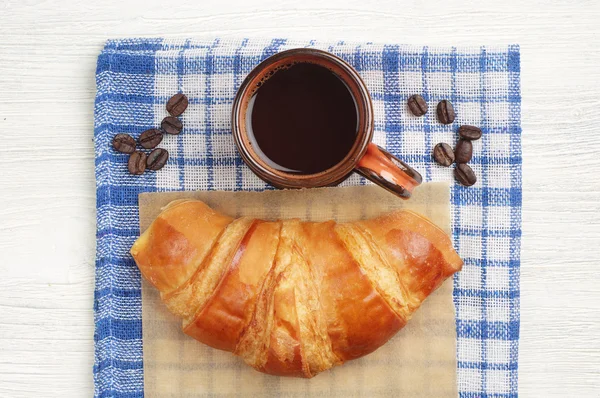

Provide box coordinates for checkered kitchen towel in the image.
[94,37,521,397]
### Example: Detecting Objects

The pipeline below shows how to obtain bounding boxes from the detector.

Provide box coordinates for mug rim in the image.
[231,48,374,189]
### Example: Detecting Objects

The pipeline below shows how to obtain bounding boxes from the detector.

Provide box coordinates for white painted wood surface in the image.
[1,0,599,396]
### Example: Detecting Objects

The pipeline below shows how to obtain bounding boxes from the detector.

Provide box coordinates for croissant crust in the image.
[131,199,462,377]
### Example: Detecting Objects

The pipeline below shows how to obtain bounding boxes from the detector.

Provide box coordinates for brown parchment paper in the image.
[138,183,457,398]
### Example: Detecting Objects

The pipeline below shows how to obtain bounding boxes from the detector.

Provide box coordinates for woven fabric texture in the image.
[94,37,521,398]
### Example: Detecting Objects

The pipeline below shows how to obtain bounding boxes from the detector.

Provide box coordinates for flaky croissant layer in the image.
[131,199,462,378]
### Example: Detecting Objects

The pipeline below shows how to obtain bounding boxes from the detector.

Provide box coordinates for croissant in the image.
[131,199,462,378]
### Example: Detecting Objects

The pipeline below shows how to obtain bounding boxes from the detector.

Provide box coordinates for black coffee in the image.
[247,62,358,174]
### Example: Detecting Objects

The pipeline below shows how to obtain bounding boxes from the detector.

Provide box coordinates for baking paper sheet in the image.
[138,183,457,397]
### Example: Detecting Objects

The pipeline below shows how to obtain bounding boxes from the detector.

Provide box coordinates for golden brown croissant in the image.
[131,199,462,378]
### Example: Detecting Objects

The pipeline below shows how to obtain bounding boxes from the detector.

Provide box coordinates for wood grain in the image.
[1,0,599,396]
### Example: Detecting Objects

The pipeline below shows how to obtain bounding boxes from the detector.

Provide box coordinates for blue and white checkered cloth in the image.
[94,37,521,398]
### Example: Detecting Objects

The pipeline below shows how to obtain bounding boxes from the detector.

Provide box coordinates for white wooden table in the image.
[1,1,599,396]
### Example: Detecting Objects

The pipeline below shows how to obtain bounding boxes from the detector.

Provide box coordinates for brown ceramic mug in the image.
[232,48,422,199]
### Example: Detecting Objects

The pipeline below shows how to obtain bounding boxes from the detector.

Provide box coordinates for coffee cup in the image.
[232,48,422,199]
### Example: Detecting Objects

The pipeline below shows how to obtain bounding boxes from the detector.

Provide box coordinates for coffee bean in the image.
[128,151,147,175]
[112,134,136,154]
[138,128,163,149]
[407,94,428,116]
[433,143,455,167]
[436,100,455,124]
[458,125,482,141]
[166,93,188,117]
[455,163,477,186]
[146,148,169,171]
[161,116,183,135]
[455,139,473,163]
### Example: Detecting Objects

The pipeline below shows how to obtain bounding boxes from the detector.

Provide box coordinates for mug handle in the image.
[355,143,423,199]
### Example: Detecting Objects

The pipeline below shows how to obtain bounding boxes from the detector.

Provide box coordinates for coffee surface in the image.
[247,62,358,174]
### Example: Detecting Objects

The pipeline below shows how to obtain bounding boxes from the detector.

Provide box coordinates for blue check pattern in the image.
[94,37,521,397]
